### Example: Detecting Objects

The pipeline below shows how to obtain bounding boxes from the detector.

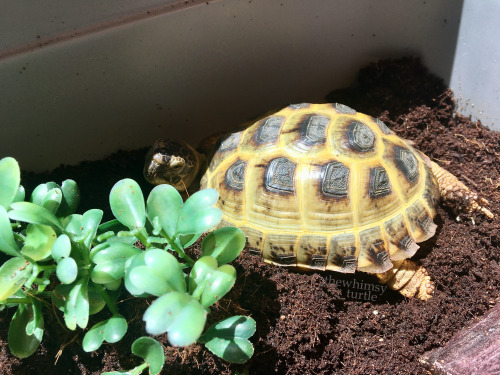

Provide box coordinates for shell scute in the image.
[327,233,358,273]
[281,113,330,154]
[296,235,328,270]
[383,214,419,260]
[357,227,393,273]
[263,233,298,266]
[320,161,350,198]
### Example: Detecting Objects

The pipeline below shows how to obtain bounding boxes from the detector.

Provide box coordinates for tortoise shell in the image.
[199,103,440,274]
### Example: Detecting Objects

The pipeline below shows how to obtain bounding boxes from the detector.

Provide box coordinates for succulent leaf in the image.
[8,303,44,358]
[199,315,256,364]
[201,227,246,265]
[131,337,165,375]
[143,291,207,346]
[110,179,146,231]
[146,184,183,238]
[82,314,128,352]
[0,157,21,210]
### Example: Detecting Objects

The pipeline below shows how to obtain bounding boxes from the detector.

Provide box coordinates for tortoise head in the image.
[143,139,204,191]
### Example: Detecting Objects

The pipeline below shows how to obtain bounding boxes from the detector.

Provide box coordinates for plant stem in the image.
[75,242,91,265]
[29,291,53,299]
[98,285,119,315]
[162,232,195,266]
[135,226,195,265]
[24,264,40,290]
[2,297,32,304]
[190,277,209,301]
[33,277,51,290]
[13,232,25,241]
[36,264,57,272]
[23,264,56,292]
[132,362,149,375]
[132,229,150,249]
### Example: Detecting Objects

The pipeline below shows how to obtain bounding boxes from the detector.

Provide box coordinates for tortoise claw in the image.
[375,259,435,300]
[430,161,494,219]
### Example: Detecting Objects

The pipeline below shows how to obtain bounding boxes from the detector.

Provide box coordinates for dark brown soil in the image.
[1,57,499,374]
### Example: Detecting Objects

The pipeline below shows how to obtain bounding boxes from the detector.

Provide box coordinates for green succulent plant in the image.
[0,156,255,374]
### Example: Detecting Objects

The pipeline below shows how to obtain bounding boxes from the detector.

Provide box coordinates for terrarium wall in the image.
[0,0,499,172]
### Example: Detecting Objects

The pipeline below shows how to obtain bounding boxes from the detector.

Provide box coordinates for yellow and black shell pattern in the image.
[199,103,440,274]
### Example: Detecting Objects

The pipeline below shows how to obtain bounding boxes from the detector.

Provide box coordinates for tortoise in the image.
[144,103,493,300]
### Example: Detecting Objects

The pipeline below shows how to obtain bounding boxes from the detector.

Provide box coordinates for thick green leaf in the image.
[106,232,138,246]
[0,205,21,257]
[8,303,44,358]
[13,185,25,204]
[25,299,44,336]
[96,219,129,238]
[146,184,183,238]
[189,256,236,307]
[143,292,207,346]
[8,201,63,230]
[56,257,78,284]
[62,214,83,240]
[201,227,246,265]
[207,337,253,364]
[88,285,107,315]
[176,189,222,235]
[124,252,149,297]
[0,257,32,301]
[91,242,140,284]
[92,261,127,284]
[0,157,20,210]
[128,266,171,297]
[145,235,168,246]
[68,278,90,330]
[201,315,256,340]
[188,256,218,295]
[131,337,165,375]
[89,241,109,261]
[57,179,80,216]
[150,215,162,235]
[182,189,219,213]
[110,179,146,231]
[127,249,185,296]
[199,264,236,307]
[53,278,89,329]
[30,182,58,206]
[51,234,71,262]
[177,207,222,236]
[21,223,57,261]
[81,209,104,248]
[30,184,46,206]
[41,188,62,214]
[82,314,128,352]
[178,232,203,248]
[92,242,141,263]
[103,278,122,291]
[199,315,255,364]
[63,209,103,248]
[142,249,185,295]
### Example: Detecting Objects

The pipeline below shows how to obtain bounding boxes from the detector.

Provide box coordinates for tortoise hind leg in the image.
[430,161,494,219]
[374,259,435,301]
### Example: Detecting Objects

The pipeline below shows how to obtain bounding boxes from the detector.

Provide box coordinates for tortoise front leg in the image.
[430,161,494,219]
[375,259,434,301]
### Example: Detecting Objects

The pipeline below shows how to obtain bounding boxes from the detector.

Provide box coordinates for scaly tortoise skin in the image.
[144,103,493,300]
